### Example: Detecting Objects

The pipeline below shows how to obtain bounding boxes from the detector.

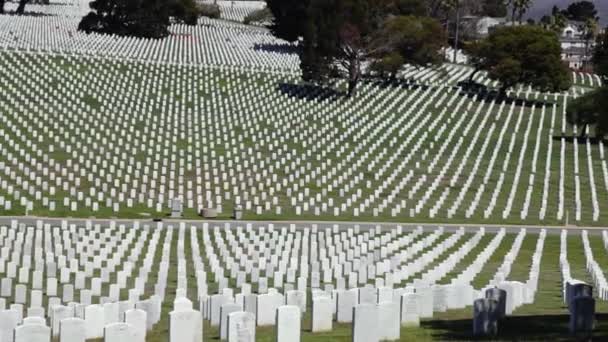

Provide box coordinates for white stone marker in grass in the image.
[400,293,420,327]
[336,289,357,323]
[0,309,18,342]
[312,296,333,333]
[220,303,242,340]
[227,311,255,342]
[169,309,203,342]
[14,324,51,342]
[276,305,301,342]
[377,301,400,341]
[352,304,378,342]
[124,309,147,342]
[59,318,86,342]
[104,322,136,342]
[84,304,105,339]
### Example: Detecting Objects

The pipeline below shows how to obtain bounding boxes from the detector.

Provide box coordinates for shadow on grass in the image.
[552,136,607,145]
[277,82,344,102]
[457,81,559,108]
[253,43,299,55]
[1,11,54,17]
[423,314,608,341]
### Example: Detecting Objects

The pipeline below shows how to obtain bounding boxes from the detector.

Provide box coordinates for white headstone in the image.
[227,311,255,342]
[104,322,136,342]
[124,309,147,342]
[14,324,51,342]
[59,318,86,342]
[312,297,332,332]
[169,309,203,342]
[353,304,379,342]
[276,305,301,342]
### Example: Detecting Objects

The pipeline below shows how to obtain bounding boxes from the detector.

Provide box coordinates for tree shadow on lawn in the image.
[457,81,559,108]
[277,82,344,102]
[1,10,54,17]
[253,43,299,55]
[423,313,608,341]
[369,77,431,91]
[552,136,606,145]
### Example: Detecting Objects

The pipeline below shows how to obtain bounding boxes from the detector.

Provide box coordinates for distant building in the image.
[559,21,593,70]
[461,16,506,40]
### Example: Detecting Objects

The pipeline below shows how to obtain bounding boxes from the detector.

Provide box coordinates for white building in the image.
[559,21,592,70]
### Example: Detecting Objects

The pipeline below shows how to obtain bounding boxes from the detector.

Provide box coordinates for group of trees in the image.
[466,25,571,96]
[78,0,206,38]
[266,0,572,98]
[0,0,45,15]
[267,0,449,96]
[567,31,608,139]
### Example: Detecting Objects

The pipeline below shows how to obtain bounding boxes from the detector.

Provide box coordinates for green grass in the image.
[0,50,606,227]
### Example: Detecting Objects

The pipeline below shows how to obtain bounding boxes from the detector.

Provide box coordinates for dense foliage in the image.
[267,0,445,96]
[562,1,598,22]
[78,0,202,38]
[567,30,608,140]
[244,7,272,25]
[468,25,572,95]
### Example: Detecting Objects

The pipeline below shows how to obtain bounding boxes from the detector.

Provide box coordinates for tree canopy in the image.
[78,0,202,39]
[0,0,44,15]
[563,1,598,22]
[567,86,608,139]
[468,25,572,95]
[294,0,445,96]
[593,30,608,77]
[481,0,507,17]
[506,0,533,23]
[567,30,608,140]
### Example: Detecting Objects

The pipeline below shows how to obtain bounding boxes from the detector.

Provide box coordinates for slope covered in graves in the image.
[0,48,606,225]
[0,219,607,341]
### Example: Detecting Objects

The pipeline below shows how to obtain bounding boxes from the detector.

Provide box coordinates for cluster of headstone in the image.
[0,219,555,341]
[559,230,597,335]
[0,15,299,70]
[197,0,267,23]
[1,47,608,223]
[0,219,174,342]
[471,229,545,337]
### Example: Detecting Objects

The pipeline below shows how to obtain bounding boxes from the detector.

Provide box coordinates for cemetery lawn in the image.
[72,230,608,341]
[1,50,607,227]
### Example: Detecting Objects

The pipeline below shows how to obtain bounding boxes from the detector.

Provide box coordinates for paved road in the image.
[0,215,604,235]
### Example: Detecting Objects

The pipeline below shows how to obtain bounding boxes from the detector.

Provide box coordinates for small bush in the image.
[198,3,221,19]
[243,7,272,25]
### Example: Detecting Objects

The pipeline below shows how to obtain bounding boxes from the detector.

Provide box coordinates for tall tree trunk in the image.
[579,124,588,139]
[16,0,28,14]
[0,0,5,14]
[347,58,360,98]
[467,68,480,83]
[453,0,461,64]
[498,85,509,99]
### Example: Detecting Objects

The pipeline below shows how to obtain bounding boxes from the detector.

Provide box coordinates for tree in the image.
[371,16,445,78]
[298,0,445,97]
[0,0,5,14]
[78,0,200,39]
[16,0,30,14]
[481,0,507,17]
[567,86,608,139]
[244,7,272,25]
[540,6,567,35]
[582,18,599,68]
[563,1,598,22]
[593,30,608,77]
[265,0,309,42]
[467,25,572,96]
[506,0,533,23]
